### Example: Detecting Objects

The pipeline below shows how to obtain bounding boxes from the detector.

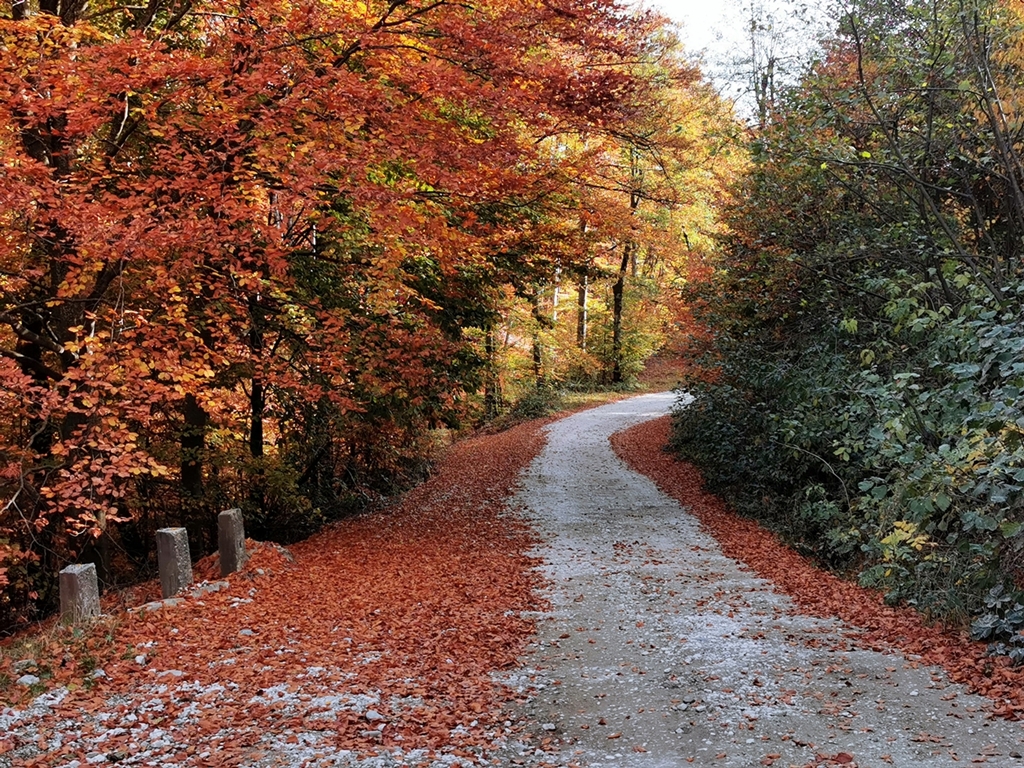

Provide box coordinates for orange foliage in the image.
[1,418,550,764]
[0,0,672,626]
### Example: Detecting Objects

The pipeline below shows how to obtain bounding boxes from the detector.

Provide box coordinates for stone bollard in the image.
[218,508,247,577]
[59,563,101,621]
[156,527,193,598]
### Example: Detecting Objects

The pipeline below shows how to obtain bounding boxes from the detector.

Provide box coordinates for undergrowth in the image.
[673,274,1024,649]
[673,0,1024,661]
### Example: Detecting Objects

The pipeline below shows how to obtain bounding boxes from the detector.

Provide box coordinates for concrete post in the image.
[59,563,100,621]
[218,508,247,576]
[156,527,193,598]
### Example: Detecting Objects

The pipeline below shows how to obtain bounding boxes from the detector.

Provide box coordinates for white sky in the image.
[648,0,740,59]
[644,0,833,112]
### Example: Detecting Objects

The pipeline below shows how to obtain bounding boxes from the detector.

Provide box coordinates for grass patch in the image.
[0,613,126,705]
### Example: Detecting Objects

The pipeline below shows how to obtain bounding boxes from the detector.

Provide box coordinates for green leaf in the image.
[1000,521,1024,539]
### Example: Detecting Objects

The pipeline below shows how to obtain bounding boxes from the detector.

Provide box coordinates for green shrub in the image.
[673,274,1024,632]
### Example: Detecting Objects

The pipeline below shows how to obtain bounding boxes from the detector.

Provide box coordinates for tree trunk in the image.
[576,275,589,350]
[181,393,207,499]
[611,242,633,384]
[247,309,266,519]
[484,323,501,418]
[250,378,265,459]
[612,146,642,384]
[552,264,561,324]
[530,290,544,385]
[248,298,265,459]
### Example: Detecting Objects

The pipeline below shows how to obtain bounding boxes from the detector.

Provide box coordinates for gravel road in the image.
[502,392,1024,767]
[6,392,1024,768]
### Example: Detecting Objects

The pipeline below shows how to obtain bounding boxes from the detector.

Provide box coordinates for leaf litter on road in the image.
[611,414,1024,721]
[8,398,1024,768]
[1,419,551,767]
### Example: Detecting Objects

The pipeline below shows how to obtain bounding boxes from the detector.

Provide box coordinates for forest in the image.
[0,0,735,630]
[6,0,1024,664]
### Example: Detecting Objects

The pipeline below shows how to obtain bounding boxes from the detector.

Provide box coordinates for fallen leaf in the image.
[611,417,1024,724]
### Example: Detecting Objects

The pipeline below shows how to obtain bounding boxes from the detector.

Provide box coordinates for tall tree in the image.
[0,0,672,626]
[673,0,1024,627]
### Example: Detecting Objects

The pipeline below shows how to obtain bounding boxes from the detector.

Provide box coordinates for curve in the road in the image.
[502,393,1024,767]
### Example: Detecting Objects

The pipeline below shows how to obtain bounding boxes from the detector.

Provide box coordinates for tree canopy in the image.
[0,0,736,628]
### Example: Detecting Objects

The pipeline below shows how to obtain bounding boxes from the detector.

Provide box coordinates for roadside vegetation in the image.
[672,0,1024,653]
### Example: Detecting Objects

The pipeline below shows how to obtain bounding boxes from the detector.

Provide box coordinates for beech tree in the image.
[0,0,675,626]
[575,50,740,384]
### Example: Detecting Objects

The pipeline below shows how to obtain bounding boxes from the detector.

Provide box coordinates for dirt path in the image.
[502,393,1024,767]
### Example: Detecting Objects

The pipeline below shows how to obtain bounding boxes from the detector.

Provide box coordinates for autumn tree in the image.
[0,0,672,628]
[481,31,741,395]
